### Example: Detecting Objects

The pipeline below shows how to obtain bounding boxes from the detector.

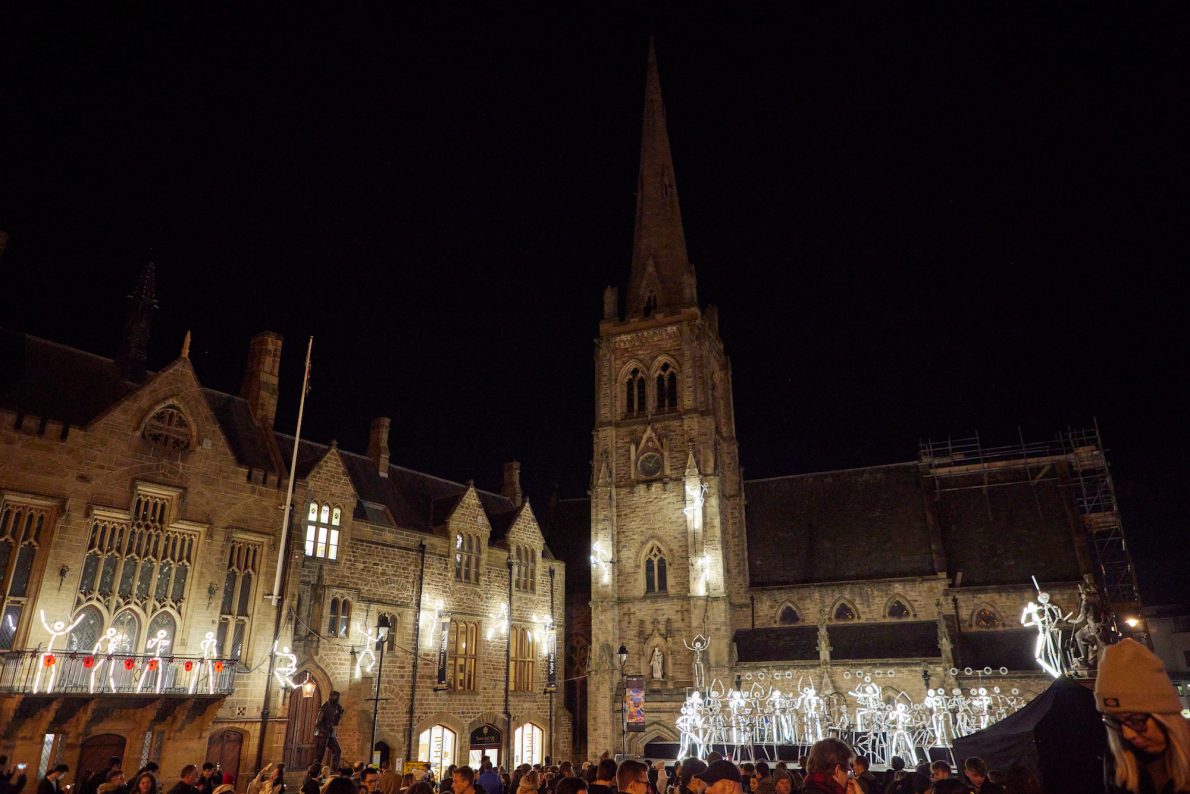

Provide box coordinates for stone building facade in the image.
[540,43,1140,760]
[0,271,568,782]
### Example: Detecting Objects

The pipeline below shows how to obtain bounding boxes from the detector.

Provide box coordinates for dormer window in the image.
[304,501,341,560]
[142,405,192,451]
[514,545,537,593]
[455,533,480,583]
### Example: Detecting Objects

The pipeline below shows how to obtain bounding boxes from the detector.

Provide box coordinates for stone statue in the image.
[650,646,664,679]
[1070,583,1107,673]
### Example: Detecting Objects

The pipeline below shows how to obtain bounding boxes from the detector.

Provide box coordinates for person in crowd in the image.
[1,759,28,794]
[129,773,156,794]
[959,760,998,794]
[360,769,379,794]
[212,783,235,794]
[405,783,434,794]
[882,758,906,794]
[927,782,970,794]
[693,761,742,794]
[248,766,276,794]
[515,772,538,794]
[676,759,706,794]
[500,774,510,794]
[96,769,128,794]
[997,769,1039,794]
[198,765,218,794]
[928,764,949,785]
[616,761,649,794]
[398,775,415,794]
[770,770,792,794]
[314,692,345,772]
[452,768,477,794]
[1097,638,1190,793]
[588,760,616,794]
[302,764,323,794]
[324,778,356,794]
[168,767,200,794]
[556,777,587,794]
[850,759,876,794]
[738,764,753,794]
[377,762,398,794]
[42,767,71,794]
[703,757,722,768]
[86,760,121,794]
[752,764,772,794]
[478,760,502,794]
[440,768,457,794]
[801,738,862,794]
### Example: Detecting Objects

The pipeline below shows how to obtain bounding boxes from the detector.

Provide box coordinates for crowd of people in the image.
[2,638,1186,794]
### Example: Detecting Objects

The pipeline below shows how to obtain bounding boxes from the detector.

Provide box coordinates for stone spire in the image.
[626,37,698,319]
[116,262,157,382]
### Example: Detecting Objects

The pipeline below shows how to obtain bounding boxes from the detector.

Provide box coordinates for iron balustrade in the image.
[0,649,238,696]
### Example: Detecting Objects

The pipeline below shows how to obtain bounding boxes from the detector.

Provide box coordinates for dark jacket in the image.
[0,773,27,794]
[969,783,1003,794]
[854,772,878,794]
[38,779,61,794]
[301,777,320,794]
[166,783,198,794]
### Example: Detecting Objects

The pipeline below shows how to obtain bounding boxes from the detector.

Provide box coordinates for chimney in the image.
[368,417,391,476]
[502,461,523,507]
[603,285,619,320]
[240,332,283,430]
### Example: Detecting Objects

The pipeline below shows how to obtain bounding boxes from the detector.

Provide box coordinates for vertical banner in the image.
[625,675,645,731]
[433,614,450,690]
[545,624,558,693]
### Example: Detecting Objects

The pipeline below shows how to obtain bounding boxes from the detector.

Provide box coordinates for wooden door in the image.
[283,679,321,769]
[206,730,244,784]
[78,734,126,784]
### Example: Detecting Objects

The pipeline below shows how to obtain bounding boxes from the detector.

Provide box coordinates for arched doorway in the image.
[512,723,543,767]
[78,734,126,783]
[206,729,244,784]
[283,678,321,769]
[416,725,456,781]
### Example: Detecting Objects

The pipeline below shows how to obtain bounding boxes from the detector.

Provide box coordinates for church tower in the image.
[588,40,746,757]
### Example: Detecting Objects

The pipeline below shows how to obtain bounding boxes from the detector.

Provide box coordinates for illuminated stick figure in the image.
[34,610,84,693]
[90,628,121,693]
[273,642,298,689]
[356,626,377,675]
[136,629,171,693]
[684,634,709,689]
[190,631,220,694]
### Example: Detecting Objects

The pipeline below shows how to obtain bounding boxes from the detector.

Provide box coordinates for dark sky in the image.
[2,5,1188,602]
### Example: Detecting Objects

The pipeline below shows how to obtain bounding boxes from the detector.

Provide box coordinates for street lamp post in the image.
[617,643,629,758]
[369,613,391,764]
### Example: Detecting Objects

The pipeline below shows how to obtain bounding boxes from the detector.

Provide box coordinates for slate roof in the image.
[744,463,937,587]
[955,629,1038,671]
[201,389,279,473]
[734,621,941,663]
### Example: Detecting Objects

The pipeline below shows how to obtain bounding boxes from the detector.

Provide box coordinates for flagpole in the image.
[256,335,313,774]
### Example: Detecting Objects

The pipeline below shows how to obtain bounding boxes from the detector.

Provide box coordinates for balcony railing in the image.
[0,650,239,696]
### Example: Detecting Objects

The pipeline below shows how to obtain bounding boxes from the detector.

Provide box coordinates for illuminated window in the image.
[417,725,456,781]
[449,620,478,691]
[515,546,537,593]
[510,626,535,692]
[454,533,480,584]
[644,545,667,594]
[328,598,351,638]
[142,405,192,451]
[217,541,260,659]
[974,607,1002,629]
[833,601,858,621]
[0,501,53,650]
[625,368,646,417]
[887,599,912,619]
[303,501,341,560]
[513,722,543,766]
[655,362,678,412]
[778,605,801,625]
[76,491,193,622]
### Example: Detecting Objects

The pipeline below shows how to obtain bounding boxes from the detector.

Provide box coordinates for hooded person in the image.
[1096,638,1190,793]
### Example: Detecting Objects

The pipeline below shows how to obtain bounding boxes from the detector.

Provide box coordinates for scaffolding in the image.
[918,423,1141,613]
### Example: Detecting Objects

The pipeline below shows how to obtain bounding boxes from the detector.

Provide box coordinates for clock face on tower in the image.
[638,452,663,478]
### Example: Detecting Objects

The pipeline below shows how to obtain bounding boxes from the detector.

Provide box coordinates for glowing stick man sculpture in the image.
[273,642,299,689]
[33,610,84,693]
[1021,589,1068,678]
[135,628,172,694]
[190,631,220,694]
[888,701,919,764]
[356,626,378,675]
[90,628,122,693]
[684,634,709,689]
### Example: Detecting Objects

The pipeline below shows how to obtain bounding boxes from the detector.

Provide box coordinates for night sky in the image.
[3,6,1188,602]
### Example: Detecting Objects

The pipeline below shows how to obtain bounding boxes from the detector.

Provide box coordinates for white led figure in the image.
[89,627,121,693]
[1021,590,1068,678]
[589,541,612,585]
[888,702,920,765]
[135,628,172,694]
[797,684,826,743]
[190,631,220,694]
[923,688,952,747]
[33,610,84,694]
[356,626,378,675]
[273,642,298,689]
[684,634,709,689]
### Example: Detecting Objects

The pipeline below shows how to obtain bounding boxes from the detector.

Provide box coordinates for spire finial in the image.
[181,330,191,359]
[116,262,158,382]
[626,37,697,319]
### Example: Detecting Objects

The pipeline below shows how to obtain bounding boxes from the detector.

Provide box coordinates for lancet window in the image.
[644,545,668,594]
[655,362,678,412]
[0,501,52,650]
[625,368,647,417]
[218,541,260,659]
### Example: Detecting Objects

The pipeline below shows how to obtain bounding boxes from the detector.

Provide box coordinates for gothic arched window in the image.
[142,405,192,451]
[887,599,912,619]
[655,362,678,412]
[644,545,667,594]
[974,607,1002,629]
[327,597,351,638]
[778,605,801,625]
[833,601,858,621]
[625,368,646,417]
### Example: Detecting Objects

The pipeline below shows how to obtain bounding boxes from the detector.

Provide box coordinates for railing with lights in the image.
[0,650,239,696]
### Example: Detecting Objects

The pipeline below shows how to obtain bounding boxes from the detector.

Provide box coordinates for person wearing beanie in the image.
[1096,638,1190,793]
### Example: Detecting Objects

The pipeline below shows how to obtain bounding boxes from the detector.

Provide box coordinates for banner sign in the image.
[545,624,558,693]
[433,614,450,690]
[403,762,430,777]
[470,723,502,748]
[625,675,645,731]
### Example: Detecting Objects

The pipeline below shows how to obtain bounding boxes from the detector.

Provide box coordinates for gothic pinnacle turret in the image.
[116,262,157,382]
[626,37,698,319]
